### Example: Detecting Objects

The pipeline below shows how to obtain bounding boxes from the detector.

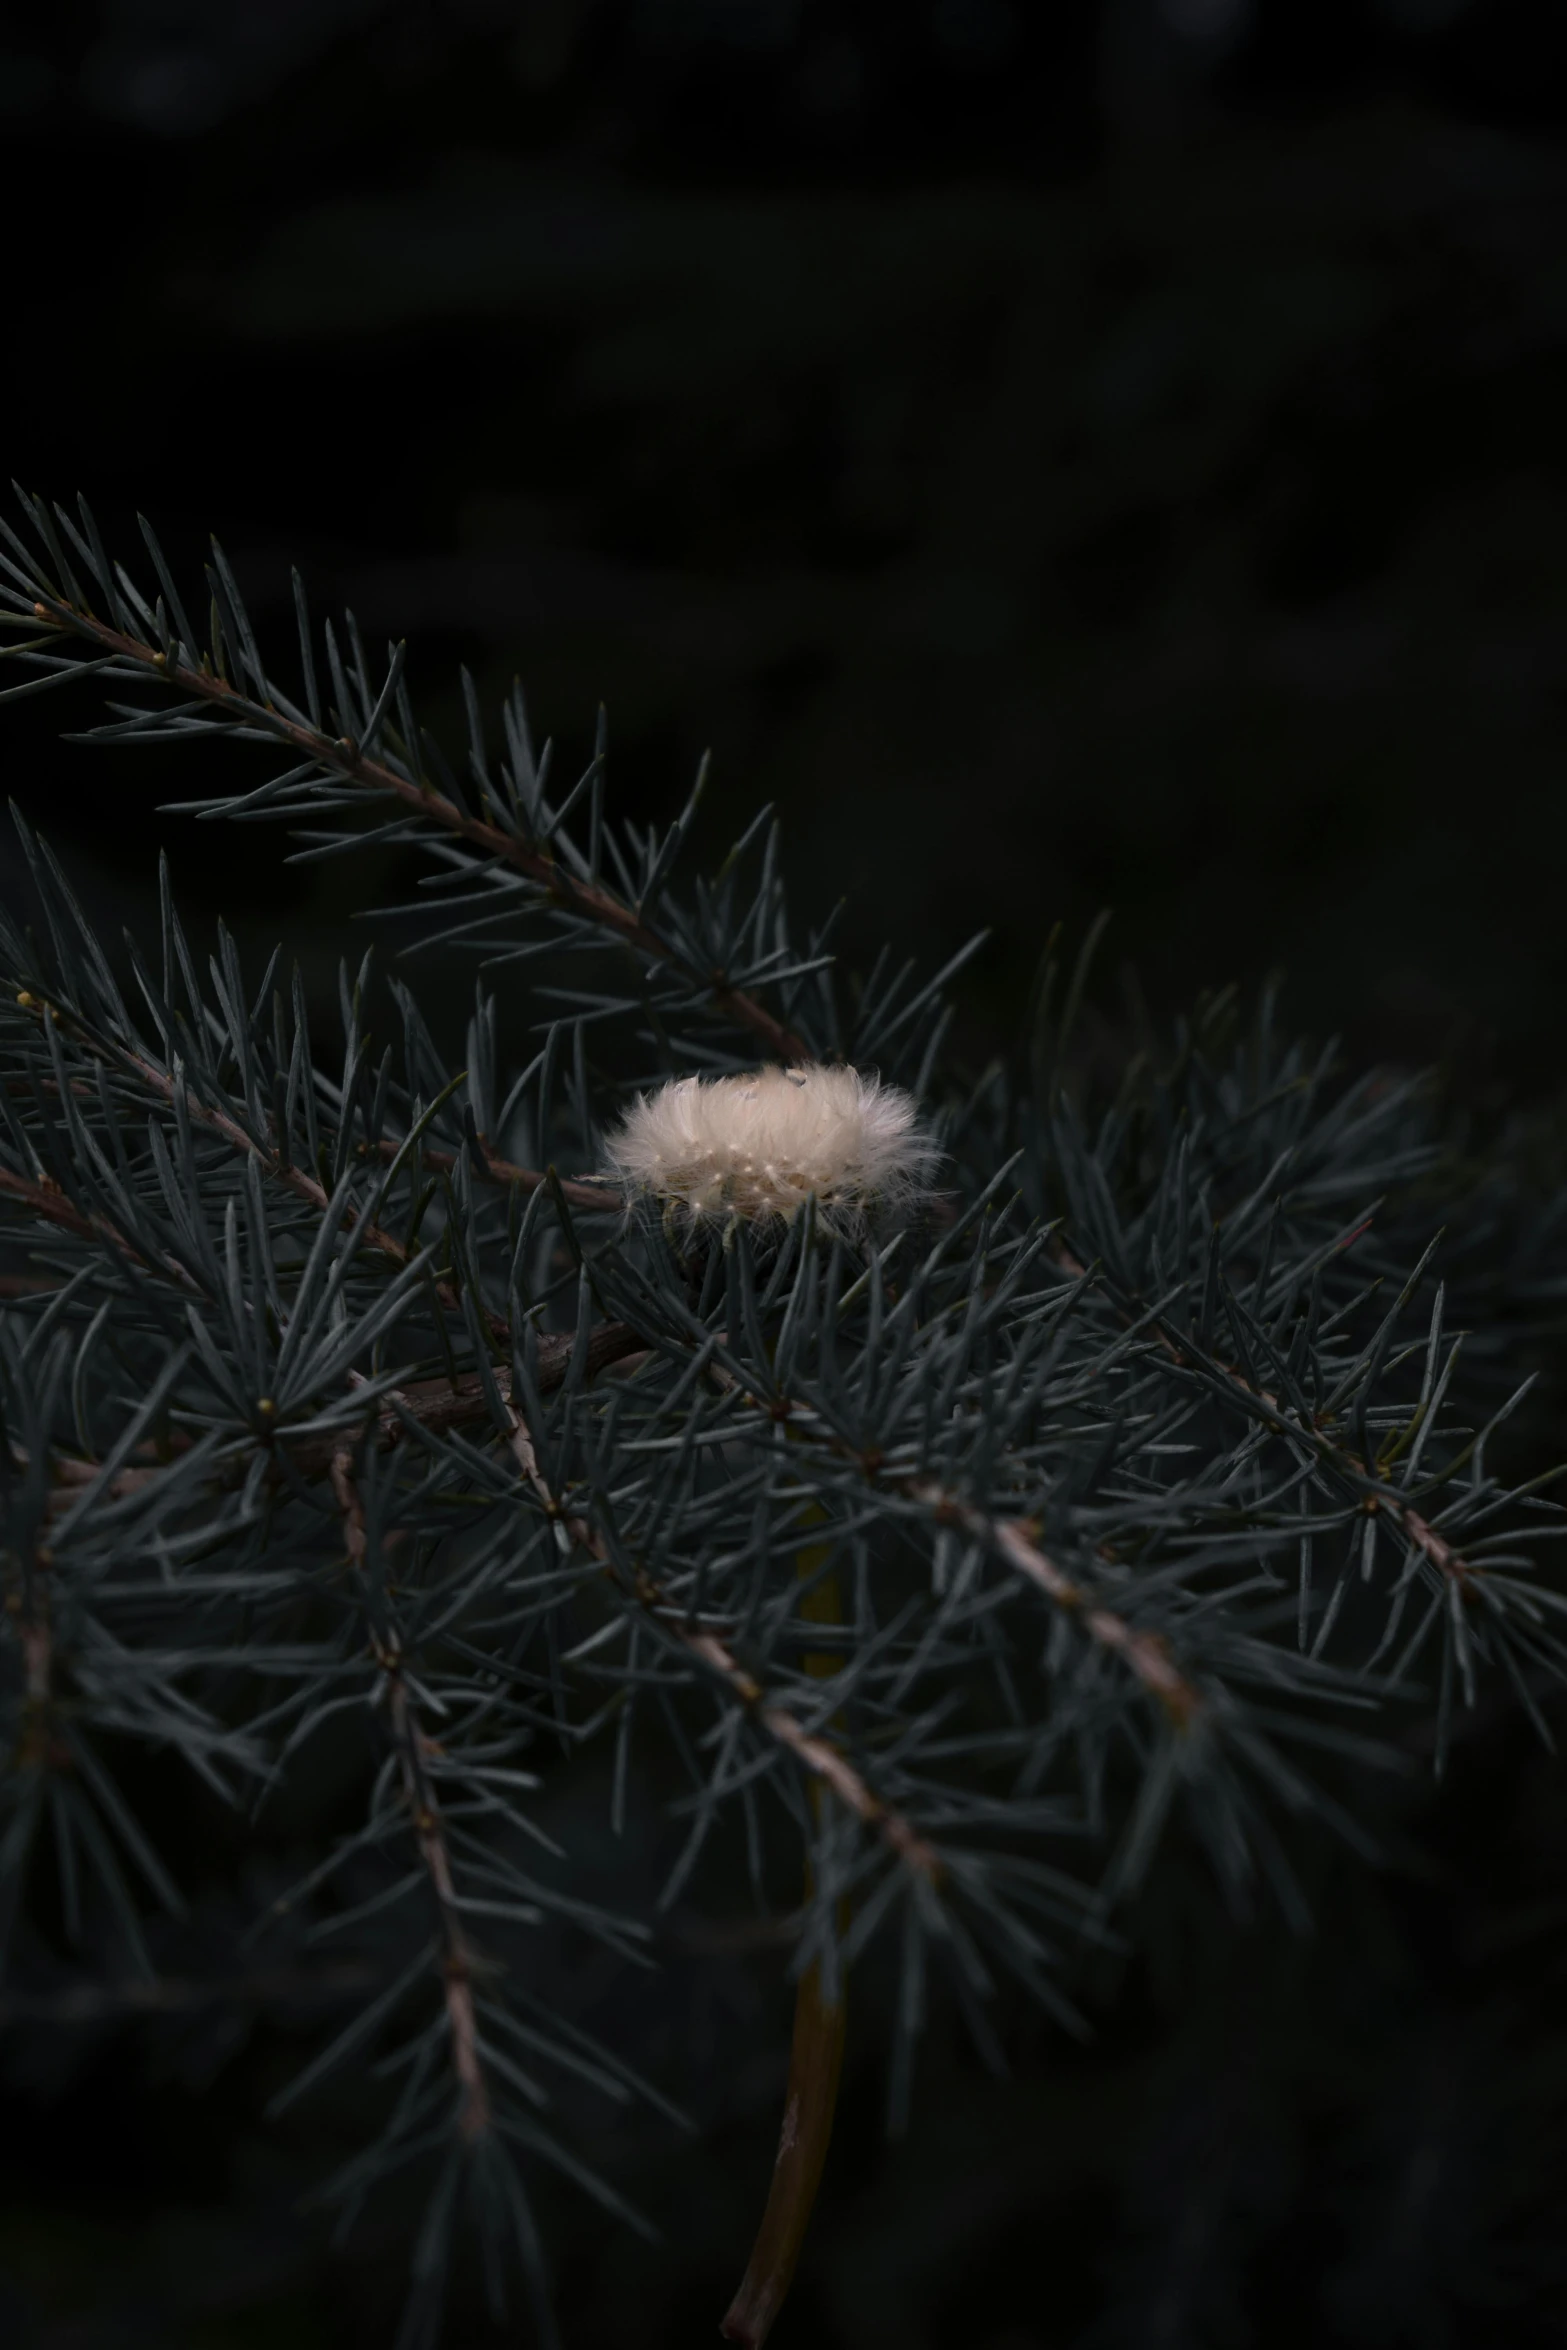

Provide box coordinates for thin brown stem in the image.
[1050,1237,1486,1603]
[0,1021,453,1316]
[704,1361,1206,1729]
[30,597,811,1066]
[721,1517,853,2347]
[99,1029,509,1340]
[677,1627,941,1883]
[35,1320,648,1515]
[8,1007,547,1359]
[331,1446,491,2142]
[500,1350,939,1874]
[719,1963,846,2348]
[0,1160,203,1295]
[923,1489,1201,1729]
[371,1133,621,1217]
[15,1070,622,1221]
[507,1349,910,2345]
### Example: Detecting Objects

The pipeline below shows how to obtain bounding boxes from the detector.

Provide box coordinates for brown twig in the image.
[720,1509,855,2348]
[82,1026,508,1341]
[702,1360,1205,1729]
[29,597,811,1066]
[4,1015,633,1382]
[371,1133,621,1217]
[331,1446,491,2142]
[499,1335,943,1881]
[33,1321,649,1517]
[289,1323,647,1479]
[677,1627,941,1883]
[504,1343,931,2349]
[0,1160,202,1294]
[920,1488,1201,1729]
[1049,1237,1484,1602]
[12,1068,622,1222]
[0,1018,478,1329]
[719,1961,846,2348]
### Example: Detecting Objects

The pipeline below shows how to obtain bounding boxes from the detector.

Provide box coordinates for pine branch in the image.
[18,591,811,1065]
[331,1446,492,2144]
[0,1154,203,1296]
[506,1380,943,1887]
[18,994,510,1343]
[702,1355,1205,1728]
[1052,1238,1487,1605]
[5,490,1567,2350]
[11,1069,621,1219]
[917,1489,1202,1728]
[370,1132,621,1218]
[675,1624,941,1883]
[29,1323,649,1513]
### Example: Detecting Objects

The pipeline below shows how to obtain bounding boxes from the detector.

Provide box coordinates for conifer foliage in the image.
[1,490,1565,2344]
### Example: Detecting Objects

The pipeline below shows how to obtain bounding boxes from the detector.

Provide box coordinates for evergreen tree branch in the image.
[17,995,509,1343]
[30,1325,648,1513]
[17,591,810,1065]
[673,1623,942,1883]
[1051,1238,1486,1605]
[370,1132,620,1217]
[5,491,1566,2348]
[916,1489,1202,1728]
[506,1382,943,1886]
[0,1154,203,1295]
[701,1357,1206,1727]
[330,1446,492,2144]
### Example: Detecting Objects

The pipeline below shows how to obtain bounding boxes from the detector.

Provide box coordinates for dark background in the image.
[5,3,1567,2345]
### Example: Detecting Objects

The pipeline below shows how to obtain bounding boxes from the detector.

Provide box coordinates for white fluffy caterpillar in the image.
[604,1063,938,1230]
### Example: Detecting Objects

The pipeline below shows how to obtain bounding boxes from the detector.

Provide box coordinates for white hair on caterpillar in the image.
[604,1064,938,1229]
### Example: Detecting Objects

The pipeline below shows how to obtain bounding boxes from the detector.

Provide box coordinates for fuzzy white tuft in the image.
[604,1064,937,1228]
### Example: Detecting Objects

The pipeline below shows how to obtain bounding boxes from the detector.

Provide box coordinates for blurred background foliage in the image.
[5,2,1567,2344]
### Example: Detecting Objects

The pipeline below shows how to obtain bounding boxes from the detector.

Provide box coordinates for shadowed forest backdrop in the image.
[4,2,1567,2345]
